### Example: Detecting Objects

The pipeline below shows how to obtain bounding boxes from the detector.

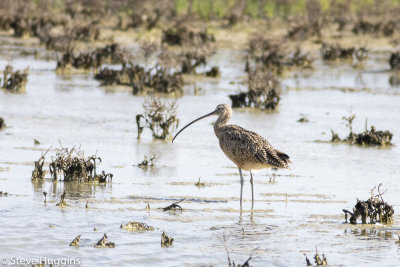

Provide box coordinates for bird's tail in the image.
[274,149,292,168]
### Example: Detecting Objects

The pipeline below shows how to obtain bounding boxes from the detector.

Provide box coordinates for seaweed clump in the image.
[1,65,29,92]
[138,154,157,168]
[205,66,221,77]
[229,68,281,110]
[352,17,397,37]
[297,117,310,123]
[70,235,81,246]
[31,151,47,180]
[31,145,113,183]
[180,49,208,74]
[56,44,126,71]
[248,36,313,74]
[136,97,179,139]
[49,146,112,182]
[390,52,400,70]
[0,117,5,130]
[321,42,368,61]
[195,178,206,187]
[94,234,115,248]
[120,221,154,232]
[91,44,183,95]
[161,231,174,247]
[56,190,69,207]
[343,184,394,224]
[303,247,328,266]
[330,112,393,146]
[95,63,183,95]
[162,25,215,47]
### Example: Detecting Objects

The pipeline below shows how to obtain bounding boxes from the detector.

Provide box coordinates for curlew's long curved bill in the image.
[172,110,217,143]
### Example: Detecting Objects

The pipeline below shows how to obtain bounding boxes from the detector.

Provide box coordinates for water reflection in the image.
[32,180,111,199]
[389,73,400,87]
[346,227,393,239]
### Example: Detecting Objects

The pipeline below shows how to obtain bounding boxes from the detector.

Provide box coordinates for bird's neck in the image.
[213,113,230,137]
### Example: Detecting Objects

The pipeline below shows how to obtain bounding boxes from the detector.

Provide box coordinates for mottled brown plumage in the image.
[172,104,292,212]
[217,125,291,171]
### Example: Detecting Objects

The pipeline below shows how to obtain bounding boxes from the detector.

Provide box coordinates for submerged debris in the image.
[120,221,154,232]
[1,65,29,92]
[389,73,400,87]
[0,117,5,130]
[163,199,185,212]
[343,184,394,224]
[229,68,281,110]
[138,154,157,168]
[161,231,174,247]
[136,97,179,139]
[321,42,368,61]
[249,36,313,74]
[352,126,393,146]
[95,64,183,95]
[287,21,321,41]
[70,235,81,246]
[31,150,48,181]
[390,52,400,70]
[330,113,393,146]
[205,66,221,77]
[0,191,8,196]
[94,234,115,248]
[162,25,215,47]
[56,44,126,71]
[228,257,251,267]
[303,247,328,266]
[94,171,114,183]
[43,191,47,203]
[297,117,310,123]
[36,21,100,51]
[56,190,69,207]
[195,178,206,187]
[352,17,397,37]
[222,232,253,267]
[179,48,208,74]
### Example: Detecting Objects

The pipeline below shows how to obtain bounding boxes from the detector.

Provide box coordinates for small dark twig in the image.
[163,198,185,211]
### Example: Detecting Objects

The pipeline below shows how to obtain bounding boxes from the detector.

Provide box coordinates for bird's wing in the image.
[219,125,290,168]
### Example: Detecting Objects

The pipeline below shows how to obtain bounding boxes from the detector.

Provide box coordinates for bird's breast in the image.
[218,139,272,171]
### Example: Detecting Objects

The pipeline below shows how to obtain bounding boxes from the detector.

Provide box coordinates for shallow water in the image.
[1,35,400,266]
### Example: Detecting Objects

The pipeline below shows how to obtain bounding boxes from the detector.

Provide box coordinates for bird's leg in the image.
[238,167,244,214]
[250,171,254,211]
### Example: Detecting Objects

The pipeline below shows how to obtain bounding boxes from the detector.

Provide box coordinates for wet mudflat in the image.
[1,35,400,267]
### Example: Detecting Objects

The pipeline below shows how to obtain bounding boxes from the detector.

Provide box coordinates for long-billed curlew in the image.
[172,104,291,212]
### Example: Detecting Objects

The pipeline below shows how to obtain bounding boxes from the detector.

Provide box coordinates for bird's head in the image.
[214,104,231,116]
